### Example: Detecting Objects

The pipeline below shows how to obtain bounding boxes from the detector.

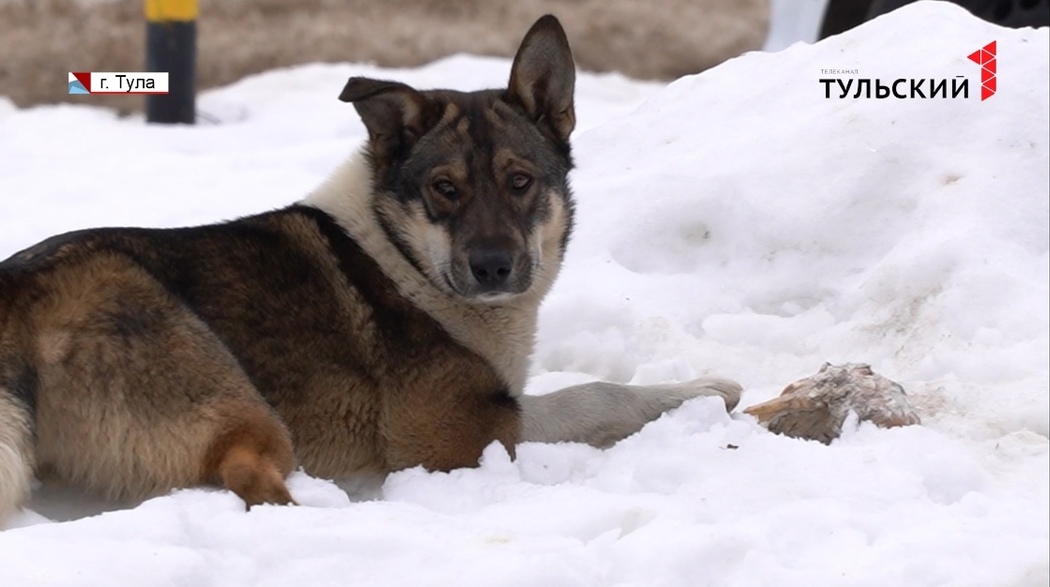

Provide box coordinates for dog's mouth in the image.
[444,272,532,303]
[474,290,519,303]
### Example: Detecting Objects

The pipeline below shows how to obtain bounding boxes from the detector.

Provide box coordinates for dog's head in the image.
[339,15,576,303]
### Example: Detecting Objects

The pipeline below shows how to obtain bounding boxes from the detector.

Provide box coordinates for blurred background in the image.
[0,0,1045,113]
[0,0,769,113]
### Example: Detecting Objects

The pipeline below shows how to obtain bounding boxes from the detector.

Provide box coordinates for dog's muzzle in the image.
[454,241,532,301]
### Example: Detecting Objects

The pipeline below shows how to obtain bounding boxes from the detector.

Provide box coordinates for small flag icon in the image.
[68,72,89,95]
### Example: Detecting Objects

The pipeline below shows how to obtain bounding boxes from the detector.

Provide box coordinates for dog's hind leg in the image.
[30,255,296,509]
[200,406,296,507]
[519,377,741,448]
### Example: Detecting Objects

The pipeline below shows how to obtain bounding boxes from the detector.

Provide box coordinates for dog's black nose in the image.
[469,248,513,289]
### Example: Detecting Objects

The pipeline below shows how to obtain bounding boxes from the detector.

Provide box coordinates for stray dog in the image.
[0,15,740,522]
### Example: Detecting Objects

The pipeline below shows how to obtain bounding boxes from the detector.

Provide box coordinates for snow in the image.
[1,2,1047,585]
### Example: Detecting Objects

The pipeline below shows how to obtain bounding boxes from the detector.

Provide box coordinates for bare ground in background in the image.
[0,0,767,113]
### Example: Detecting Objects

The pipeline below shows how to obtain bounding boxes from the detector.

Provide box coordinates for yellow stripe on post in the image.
[145,0,198,23]
[145,0,197,123]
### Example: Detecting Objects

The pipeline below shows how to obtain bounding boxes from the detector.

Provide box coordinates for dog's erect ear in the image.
[507,15,576,144]
[339,77,437,161]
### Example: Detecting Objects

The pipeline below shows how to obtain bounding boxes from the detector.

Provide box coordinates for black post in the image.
[145,0,197,124]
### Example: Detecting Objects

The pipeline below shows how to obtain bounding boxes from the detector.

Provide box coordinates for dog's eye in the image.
[432,179,459,201]
[509,173,533,192]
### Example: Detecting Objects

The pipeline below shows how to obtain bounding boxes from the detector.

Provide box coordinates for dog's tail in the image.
[0,288,36,525]
[0,379,34,525]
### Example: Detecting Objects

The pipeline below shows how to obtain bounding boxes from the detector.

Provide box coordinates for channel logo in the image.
[967,41,996,101]
[68,72,170,95]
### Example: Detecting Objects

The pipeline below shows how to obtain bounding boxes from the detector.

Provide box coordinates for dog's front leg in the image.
[519,378,742,448]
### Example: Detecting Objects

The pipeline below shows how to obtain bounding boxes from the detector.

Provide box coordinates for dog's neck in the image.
[301,152,561,396]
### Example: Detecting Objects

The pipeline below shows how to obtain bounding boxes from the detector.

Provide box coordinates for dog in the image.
[0,15,740,523]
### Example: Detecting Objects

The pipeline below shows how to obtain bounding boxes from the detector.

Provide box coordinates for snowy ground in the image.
[1,3,1047,586]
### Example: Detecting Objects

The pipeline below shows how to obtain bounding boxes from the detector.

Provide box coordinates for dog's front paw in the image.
[657,377,742,413]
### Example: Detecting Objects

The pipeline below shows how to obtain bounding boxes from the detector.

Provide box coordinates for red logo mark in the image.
[967,41,996,101]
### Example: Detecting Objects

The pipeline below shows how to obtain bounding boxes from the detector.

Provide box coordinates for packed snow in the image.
[1,2,1047,586]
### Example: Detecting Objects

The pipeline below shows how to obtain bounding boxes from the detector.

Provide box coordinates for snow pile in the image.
[543,2,1050,442]
[0,3,1047,586]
